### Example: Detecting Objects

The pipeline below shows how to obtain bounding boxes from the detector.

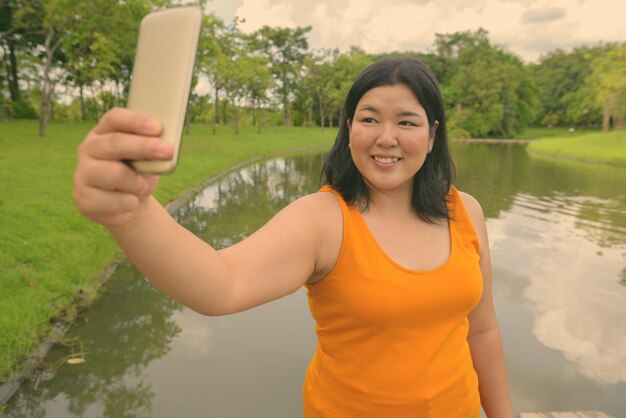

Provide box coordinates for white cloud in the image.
[213,0,626,62]
[235,0,296,33]
[488,193,626,384]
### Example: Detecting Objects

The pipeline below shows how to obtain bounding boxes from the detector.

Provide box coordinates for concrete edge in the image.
[0,262,121,407]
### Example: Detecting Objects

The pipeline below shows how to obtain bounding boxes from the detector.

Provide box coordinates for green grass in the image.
[514,126,601,140]
[526,130,626,166]
[0,120,335,381]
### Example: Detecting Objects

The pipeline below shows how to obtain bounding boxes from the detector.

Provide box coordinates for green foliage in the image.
[248,25,312,126]
[587,42,626,131]
[10,100,37,119]
[532,44,617,127]
[437,29,538,138]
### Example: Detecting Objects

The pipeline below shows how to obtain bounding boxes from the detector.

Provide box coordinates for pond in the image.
[5,144,626,417]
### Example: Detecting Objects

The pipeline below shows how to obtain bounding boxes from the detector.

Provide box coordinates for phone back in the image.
[127,7,202,174]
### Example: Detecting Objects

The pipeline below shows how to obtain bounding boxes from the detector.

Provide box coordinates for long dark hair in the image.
[322,58,455,223]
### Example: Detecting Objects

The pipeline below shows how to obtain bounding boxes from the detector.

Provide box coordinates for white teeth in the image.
[373,156,399,164]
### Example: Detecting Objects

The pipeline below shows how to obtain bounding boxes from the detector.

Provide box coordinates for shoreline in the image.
[526,148,626,168]
[450,138,529,145]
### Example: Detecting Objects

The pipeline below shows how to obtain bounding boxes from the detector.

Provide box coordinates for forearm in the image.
[108,196,234,315]
[468,328,514,418]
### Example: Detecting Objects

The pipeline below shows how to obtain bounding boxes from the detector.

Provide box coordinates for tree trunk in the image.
[79,84,87,120]
[212,85,219,135]
[328,109,334,129]
[39,83,50,137]
[602,100,611,133]
[90,84,99,119]
[39,48,53,137]
[254,100,262,133]
[319,95,325,129]
[283,99,290,128]
[2,44,11,96]
[281,66,290,127]
[49,91,55,120]
[184,110,191,135]
[233,101,239,135]
[8,39,20,101]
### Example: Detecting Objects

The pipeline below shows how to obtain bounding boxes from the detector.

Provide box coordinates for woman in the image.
[73,58,514,417]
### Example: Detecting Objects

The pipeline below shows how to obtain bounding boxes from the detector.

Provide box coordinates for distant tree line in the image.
[1,0,625,137]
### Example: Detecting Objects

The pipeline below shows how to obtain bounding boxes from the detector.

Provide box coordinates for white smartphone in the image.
[126,7,202,174]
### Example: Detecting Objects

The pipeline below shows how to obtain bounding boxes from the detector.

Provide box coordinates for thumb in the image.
[138,175,161,201]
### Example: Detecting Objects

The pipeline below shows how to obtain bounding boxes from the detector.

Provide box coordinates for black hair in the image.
[322,57,455,223]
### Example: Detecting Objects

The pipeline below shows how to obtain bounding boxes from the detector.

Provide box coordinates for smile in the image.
[372,156,400,164]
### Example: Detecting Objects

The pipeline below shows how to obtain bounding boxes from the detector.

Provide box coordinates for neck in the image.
[365,186,414,216]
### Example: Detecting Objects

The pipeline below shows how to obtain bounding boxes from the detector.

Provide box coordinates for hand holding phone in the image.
[126,7,202,174]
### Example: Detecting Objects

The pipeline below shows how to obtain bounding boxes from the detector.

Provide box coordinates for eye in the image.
[399,120,416,126]
[361,117,377,124]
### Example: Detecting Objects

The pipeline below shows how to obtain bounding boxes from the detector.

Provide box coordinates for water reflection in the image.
[453,143,626,414]
[5,145,626,417]
[5,263,182,417]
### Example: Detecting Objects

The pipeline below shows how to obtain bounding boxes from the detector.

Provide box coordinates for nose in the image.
[375,123,398,148]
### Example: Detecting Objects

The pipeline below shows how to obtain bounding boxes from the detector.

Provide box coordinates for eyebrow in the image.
[357,105,423,118]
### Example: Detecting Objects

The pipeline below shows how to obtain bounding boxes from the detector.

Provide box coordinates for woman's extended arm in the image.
[461,192,515,418]
[73,108,339,316]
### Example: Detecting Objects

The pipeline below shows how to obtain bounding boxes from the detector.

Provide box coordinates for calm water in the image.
[5,144,626,417]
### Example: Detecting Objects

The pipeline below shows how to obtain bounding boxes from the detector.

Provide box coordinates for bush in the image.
[11,100,38,119]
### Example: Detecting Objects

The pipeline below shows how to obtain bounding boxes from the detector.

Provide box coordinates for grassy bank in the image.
[0,120,335,381]
[526,130,626,166]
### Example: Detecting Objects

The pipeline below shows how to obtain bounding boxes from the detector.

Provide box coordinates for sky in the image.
[204,0,626,63]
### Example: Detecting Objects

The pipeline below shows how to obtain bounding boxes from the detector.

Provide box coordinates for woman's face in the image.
[348,84,437,197]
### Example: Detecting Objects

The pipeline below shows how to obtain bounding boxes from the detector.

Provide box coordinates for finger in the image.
[81,159,152,195]
[73,184,141,223]
[138,175,160,201]
[82,131,174,162]
[92,107,162,136]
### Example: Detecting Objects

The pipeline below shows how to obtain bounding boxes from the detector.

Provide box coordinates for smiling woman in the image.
[71,57,514,417]
[324,58,452,223]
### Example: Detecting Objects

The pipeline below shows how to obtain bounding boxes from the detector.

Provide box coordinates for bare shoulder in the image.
[457,190,488,239]
[277,190,342,248]
[292,190,343,283]
[457,190,484,221]
[283,189,342,226]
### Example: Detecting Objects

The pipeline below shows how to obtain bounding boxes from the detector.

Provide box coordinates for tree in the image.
[435,29,537,137]
[0,0,22,101]
[197,13,234,134]
[249,26,311,127]
[293,48,372,128]
[587,43,626,131]
[222,53,271,134]
[532,45,612,127]
[14,0,101,135]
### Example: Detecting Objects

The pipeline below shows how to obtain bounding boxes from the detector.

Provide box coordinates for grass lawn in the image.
[0,120,335,381]
[514,126,599,140]
[526,130,626,166]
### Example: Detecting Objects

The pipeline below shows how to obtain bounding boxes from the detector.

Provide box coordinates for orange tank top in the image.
[303,185,483,417]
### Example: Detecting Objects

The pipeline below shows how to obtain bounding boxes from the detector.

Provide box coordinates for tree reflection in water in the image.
[6,263,182,418]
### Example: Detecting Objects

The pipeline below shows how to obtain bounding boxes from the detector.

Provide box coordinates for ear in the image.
[431,120,439,137]
[347,118,352,131]
[429,120,439,150]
